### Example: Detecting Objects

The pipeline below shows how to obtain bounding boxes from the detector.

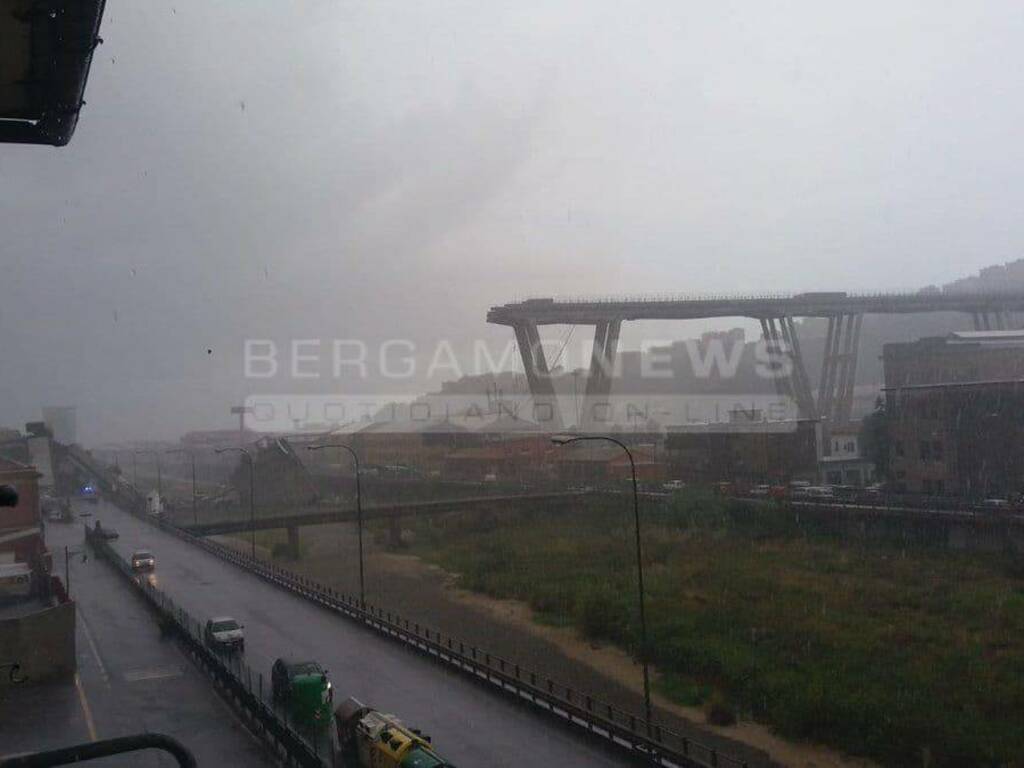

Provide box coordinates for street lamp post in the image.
[307,443,364,609]
[552,434,653,738]
[167,449,198,525]
[216,447,256,560]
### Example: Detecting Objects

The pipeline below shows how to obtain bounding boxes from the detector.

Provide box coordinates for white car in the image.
[803,486,835,501]
[205,617,245,653]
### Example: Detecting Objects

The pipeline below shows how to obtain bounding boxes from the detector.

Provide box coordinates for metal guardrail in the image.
[84,525,331,768]
[74,450,758,768]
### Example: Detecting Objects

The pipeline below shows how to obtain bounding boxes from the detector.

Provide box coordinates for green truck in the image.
[271,658,333,726]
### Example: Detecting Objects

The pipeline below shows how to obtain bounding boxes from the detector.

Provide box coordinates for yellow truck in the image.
[334,698,454,768]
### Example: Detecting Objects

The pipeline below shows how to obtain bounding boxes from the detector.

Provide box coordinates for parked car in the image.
[130,550,156,572]
[749,484,771,497]
[662,479,686,491]
[205,617,245,653]
[788,480,812,498]
[803,486,835,501]
[981,498,1010,511]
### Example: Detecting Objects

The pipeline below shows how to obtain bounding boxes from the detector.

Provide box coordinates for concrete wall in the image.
[0,600,76,687]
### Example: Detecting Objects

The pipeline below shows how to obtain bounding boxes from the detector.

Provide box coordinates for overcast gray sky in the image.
[3,1,1024,442]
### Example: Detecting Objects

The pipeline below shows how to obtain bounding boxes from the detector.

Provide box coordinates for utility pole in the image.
[166,449,198,525]
[215,447,256,559]
[307,442,365,608]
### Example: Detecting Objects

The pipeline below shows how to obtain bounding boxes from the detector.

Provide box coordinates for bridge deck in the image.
[488,291,1024,324]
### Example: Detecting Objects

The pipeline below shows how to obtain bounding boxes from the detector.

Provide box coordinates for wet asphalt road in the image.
[2,511,275,767]
[85,498,635,768]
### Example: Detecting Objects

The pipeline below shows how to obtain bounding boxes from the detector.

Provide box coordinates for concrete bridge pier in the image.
[973,310,1012,331]
[581,319,622,429]
[513,321,563,429]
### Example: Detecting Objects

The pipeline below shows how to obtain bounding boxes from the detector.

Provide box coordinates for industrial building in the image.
[884,332,1024,496]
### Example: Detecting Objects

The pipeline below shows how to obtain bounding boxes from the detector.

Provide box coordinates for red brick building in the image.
[665,420,819,485]
[883,332,1024,496]
[0,457,46,566]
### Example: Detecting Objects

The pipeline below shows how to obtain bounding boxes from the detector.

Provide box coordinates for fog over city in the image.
[4,1,1024,442]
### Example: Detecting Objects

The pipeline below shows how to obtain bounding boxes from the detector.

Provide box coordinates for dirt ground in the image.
[219,522,877,768]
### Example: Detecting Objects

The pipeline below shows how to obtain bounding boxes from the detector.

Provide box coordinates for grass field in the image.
[398,490,1024,767]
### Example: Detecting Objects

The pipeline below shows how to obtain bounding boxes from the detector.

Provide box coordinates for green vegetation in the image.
[401,490,1024,767]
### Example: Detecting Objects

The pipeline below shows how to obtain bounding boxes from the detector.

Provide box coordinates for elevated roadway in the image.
[488,291,1024,431]
[178,491,583,537]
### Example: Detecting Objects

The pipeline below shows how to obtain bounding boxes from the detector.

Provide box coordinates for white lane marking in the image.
[74,673,99,742]
[122,666,183,683]
[77,607,110,685]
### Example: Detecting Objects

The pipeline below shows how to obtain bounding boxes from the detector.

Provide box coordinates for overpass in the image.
[59,441,586,556]
[179,491,583,556]
[488,290,1024,437]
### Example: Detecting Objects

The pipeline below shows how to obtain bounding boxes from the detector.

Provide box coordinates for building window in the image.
[844,440,856,453]
[933,441,944,460]
[935,479,945,494]
[895,441,904,458]
[923,479,933,494]
[919,441,931,461]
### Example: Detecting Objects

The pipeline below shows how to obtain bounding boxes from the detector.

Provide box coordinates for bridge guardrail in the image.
[84,524,332,768]
[79,453,759,768]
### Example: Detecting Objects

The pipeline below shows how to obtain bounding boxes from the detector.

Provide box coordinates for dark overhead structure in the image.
[0,0,107,146]
[488,291,1024,437]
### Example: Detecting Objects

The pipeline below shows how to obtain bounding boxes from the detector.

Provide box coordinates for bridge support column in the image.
[513,322,562,429]
[581,319,621,428]
[286,525,301,560]
[761,317,816,419]
[778,316,816,419]
[973,310,1011,331]
[816,313,863,454]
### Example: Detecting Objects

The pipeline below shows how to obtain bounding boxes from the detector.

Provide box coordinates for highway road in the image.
[2,512,275,766]
[85,498,636,767]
